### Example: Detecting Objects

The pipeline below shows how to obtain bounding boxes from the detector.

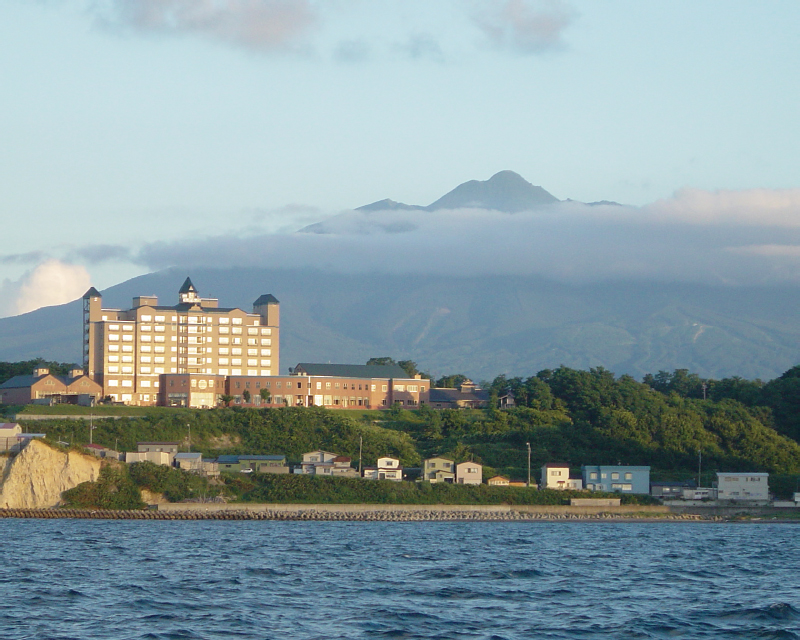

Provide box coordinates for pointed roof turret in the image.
[253,294,279,306]
[179,277,197,294]
[83,287,101,299]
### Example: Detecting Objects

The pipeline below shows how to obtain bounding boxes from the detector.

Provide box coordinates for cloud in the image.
[127,188,800,287]
[473,0,577,55]
[0,260,92,317]
[90,0,318,52]
[71,244,134,263]
[0,251,48,265]
[333,39,371,63]
[395,34,445,62]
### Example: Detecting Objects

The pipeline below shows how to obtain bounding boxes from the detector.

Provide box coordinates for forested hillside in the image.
[6,364,800,498]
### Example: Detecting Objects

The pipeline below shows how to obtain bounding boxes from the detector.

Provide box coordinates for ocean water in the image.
[1,520,798,639]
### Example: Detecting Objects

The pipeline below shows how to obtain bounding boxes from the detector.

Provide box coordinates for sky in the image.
[1,0,799,317]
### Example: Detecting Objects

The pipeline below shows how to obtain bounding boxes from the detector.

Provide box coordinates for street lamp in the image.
[526,442,531,487]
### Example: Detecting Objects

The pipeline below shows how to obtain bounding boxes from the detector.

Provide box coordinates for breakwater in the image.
[0,505,716,521]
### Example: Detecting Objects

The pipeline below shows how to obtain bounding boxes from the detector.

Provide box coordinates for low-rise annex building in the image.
[0,367,102,406]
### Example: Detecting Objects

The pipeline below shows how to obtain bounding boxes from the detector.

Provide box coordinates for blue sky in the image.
[1,0,799,315]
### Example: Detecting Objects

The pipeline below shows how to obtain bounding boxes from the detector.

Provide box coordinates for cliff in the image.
[0,440,102,508]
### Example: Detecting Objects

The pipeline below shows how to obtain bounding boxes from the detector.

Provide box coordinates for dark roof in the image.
[429,388,490,403]
[83,287,101,299]
[238,455,286,461]
[253,294,279,306]
[542,462,572,468]
[179,277,197,294]
[175,453,202,460]
[0,375,38,389]
[216,455,241,464]
[293,363,412,379]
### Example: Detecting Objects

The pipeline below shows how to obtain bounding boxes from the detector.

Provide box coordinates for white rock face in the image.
[0,440,102,508]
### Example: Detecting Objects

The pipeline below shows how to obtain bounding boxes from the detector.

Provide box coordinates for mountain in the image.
[3,267,800,382]
[354,170,559,214]
[426,170,559,212]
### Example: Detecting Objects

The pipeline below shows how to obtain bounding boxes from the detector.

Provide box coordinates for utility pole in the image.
[187,423,191,453]
[526,442,531,487]
[698,450,702,488]
[89,413,94,445]
[358,435,363,475]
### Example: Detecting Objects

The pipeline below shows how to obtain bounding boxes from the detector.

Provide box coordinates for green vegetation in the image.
[0,358,76,384]
[6,358,800,501]
[61,465,146,510]
[224,473,655,506]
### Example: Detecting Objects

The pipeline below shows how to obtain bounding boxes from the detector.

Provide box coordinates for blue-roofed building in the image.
[582,465,651,495]
[215,454,289,474]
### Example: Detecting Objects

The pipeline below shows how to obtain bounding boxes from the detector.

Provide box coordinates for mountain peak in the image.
[425,170,559,213]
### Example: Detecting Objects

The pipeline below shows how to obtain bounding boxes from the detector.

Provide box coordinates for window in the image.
[155,315,165,322]
[154,326,165,333]
[247,338,257,346]
[107,366,119,373]
[232,327,243,335]
[232,318,242,325]
[590,472,598,480]
[219,358,229,365]
[140,367,151,374]
[231,348,242,355]
[395,384,405,391]
[141,380,151,387]
[232,338,242,345]
[261,349,271,356]
[382,385,388,392]
[121,380,133,387]
[140,346,152,353]
[108,334,119,341]
[624,473,632,480]
[247,359,258,367]
[219,317,229,325]
[247,328,258,335]
[122,334,133,342]
[122,346,133,353]
[107,379,119,386]
[108,355,119,362]
[247,349,257,356]
[219,327,230,334]
[140,356,152,363]
[611,472,620,480]
[122,324,133,331]
[408,385,418,392]
[109,324,119,331]
[154,336,165,343]
[371,384,376,391]
[261,328,271,335]
[140,325,151,332]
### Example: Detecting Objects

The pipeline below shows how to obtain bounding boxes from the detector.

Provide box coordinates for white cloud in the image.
[0,260,92,317]
[473,0,576,54]
[644,188,800,226]
[90,0,318,52]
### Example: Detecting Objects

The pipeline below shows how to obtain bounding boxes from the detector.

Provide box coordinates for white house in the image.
[456,462,482,485]
[295,450,339,475]
[716,472,769,501]
[363,456,403,481]
[0,423,22,452]
[541,463,582,490]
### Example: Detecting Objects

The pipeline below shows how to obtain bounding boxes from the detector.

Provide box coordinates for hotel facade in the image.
[82,279,428,409]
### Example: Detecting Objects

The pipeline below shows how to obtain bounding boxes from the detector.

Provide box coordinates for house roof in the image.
[543,462,571,468]
[428,388,490,403]
[0,375,38,389]
[488,475,509,481]
[333,456,351,463]
[292,363,411,379]
[83,287,102,299]
[175,453,202,460]
[216,455,241,464]
[137,442,180,446]
[238,455,286,461]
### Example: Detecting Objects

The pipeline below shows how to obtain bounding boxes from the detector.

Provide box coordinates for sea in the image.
[1,519,798,640]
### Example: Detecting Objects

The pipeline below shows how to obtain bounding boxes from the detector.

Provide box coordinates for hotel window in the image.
[121,347,133,355]
[247,359,258,367]
[219,348,229,356]
[154,336,165,343]
[140,356,152,363]
[154,346,165,353]
[408,385,418,392]
[260,349,271,356]
[232,358,242,366]
[121,380,133,387]
[232,338,242,345]
[188,316,199,324]
[122,325,133,331]
[371,384,376,391]
[219,338,229,346]
[382,385,388,392]
[247,349,257,356]
[140,346,152,353]
[108,355,119,362]
[219,358,229,365]
[232,348,242,355]
[107,380,119,386]
[122,366,133,374]
[232,327,243,335]
[261,328,271,335]
[219,317,229,324]
[140,325,151,332]
[219,326,230,334]
[140,335,152,342]
[140,367,151,374]
[155,316,165,322]
[108,345,119,352]
[395,385,404,392]
[261,338,271,346]
[154,326,165,333]
[247,338,257,346]
[107,366,119,373]
[141,380,151,387]
[231,369,242,375]
[109,324,120,331]
[232,318,243,325]
[108,334,119,341]
[154,357,165,364]
[247,328,258,335]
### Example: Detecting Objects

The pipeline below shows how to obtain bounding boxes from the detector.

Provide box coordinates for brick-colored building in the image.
[0,367,102,406]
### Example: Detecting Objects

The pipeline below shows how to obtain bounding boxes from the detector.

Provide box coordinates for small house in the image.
[541,463,582,490]
[363,457,403,481]
[423,457,455,483]
[456,462,482,485]
[487,475,510,486]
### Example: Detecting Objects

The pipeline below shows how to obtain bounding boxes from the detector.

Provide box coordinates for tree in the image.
[220,394,234,407]
[435,374,468,388]
[367,357,397,366]
[242,389,251,404]
[260,388,271,403]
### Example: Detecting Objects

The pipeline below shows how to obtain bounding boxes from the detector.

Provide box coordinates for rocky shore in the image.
[0,507,721,521]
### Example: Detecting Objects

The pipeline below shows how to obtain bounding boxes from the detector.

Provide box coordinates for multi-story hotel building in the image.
[83,278,280,405]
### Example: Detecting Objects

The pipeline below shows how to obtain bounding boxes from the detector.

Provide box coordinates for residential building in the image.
[295,450,339,475]
[291,363,430,409]
[331,456,359,478]
[428,380,490,409]
[541,463,582,490]
[82,278,280,405]
[716,472,769,501]
[422,457,455,483]
[174,452,203,472]
[456,462,482,485]
[487,475,510,486]
[363,457,403,481]
[582,465,651,494]
[0,367,101,406]
[83,443,121,460]
[651,480,696,499]
[0,423,22,452]
[134,442,180,466]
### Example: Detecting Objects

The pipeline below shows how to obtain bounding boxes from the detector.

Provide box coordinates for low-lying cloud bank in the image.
[130,187,800,287]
